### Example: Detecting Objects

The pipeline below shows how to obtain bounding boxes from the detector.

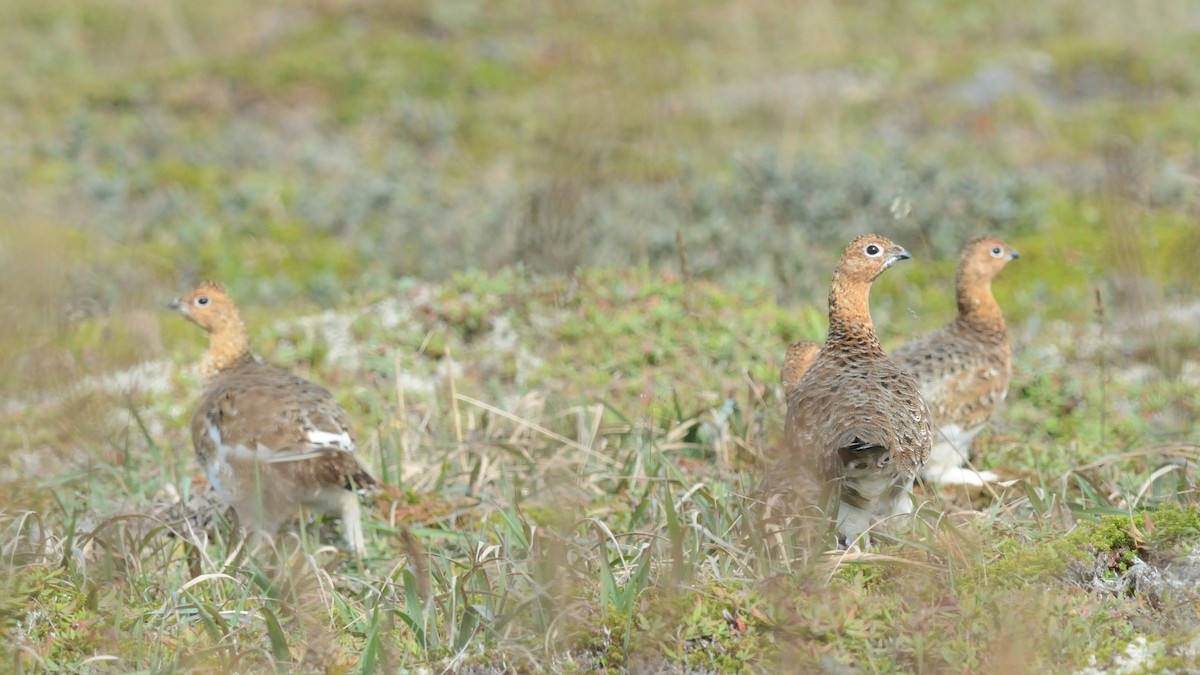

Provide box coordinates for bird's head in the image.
[836,234,912,284]
[169,281,239,334]
[960,236,1019,283]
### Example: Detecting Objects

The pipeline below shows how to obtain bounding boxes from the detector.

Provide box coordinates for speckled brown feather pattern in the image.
[892,321,1009,434]
[782,235,932,545]
[891,236,1018,486]
[191,361,376,492]
[780,340,820,394]
[171,281,377,554]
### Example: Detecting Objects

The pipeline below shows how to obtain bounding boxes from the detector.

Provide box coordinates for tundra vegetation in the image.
[2,1,1200,672]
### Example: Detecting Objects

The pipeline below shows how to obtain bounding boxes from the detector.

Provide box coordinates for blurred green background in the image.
[3,0,1198,395]
[3,1,1200,670]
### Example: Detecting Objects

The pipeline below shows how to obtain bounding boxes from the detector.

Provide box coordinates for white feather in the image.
[937,422,984,452]
[307,429,354,450]
[260,446,342,463]
[204,421,232,502]
[921,424,998,486]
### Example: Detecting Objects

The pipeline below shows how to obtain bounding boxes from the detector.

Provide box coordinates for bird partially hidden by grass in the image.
[779,234,932,548]
[891,235,1020,487]
[170,281,377,557]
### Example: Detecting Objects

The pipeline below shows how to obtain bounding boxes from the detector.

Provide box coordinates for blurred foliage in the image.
[3,0,1199,305]
[3,0,1200,671]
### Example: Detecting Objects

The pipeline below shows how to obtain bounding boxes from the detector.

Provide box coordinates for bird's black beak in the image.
[168,298,181,311]
[880,246,911,271]
[1010,250,1020,260]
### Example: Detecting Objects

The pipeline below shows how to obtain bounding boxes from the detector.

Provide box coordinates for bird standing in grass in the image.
[783,235,932,547]
[891,236,1019,487]
[170,281,376,556]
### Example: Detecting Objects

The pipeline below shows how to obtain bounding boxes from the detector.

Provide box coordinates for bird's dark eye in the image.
[990,246,1003,258]
[864,244,882,257]
[196,296,209,306]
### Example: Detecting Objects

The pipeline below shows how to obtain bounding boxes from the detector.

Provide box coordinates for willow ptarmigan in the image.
[783,235,932,547]
[170,281,377,555]
[891,236,1019,487]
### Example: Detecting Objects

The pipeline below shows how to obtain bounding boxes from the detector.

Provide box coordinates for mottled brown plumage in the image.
[780,340,820,394]
[170,281,377,555]
[891,236,1018,487]
[783,235,932,546]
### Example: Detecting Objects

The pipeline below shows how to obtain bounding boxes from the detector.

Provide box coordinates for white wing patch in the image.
[930,466,999,487]
[203,420,232,503]
[306,429,354,451]
[206,462,231,503]
[206,420,223,450]
[260,446,343,463]
[937,423,984,454]
[921,423,998,486]
[233,442,337,463]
